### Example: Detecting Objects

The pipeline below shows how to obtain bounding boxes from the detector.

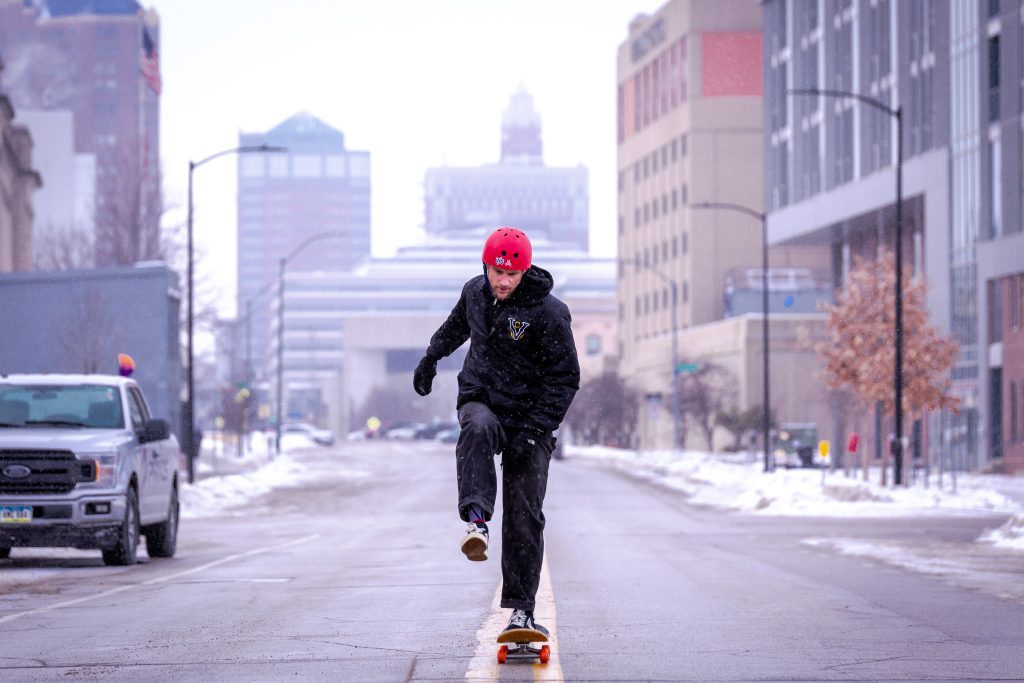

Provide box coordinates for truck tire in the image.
[102,487,139,566]
[144,484,178,558]
[0,548,10,559]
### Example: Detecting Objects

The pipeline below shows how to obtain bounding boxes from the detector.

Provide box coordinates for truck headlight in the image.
[80,454,118,487]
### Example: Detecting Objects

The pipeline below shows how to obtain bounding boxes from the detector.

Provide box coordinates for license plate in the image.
[0,505,32,523]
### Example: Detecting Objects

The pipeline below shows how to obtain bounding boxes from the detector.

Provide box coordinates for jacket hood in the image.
[486,265,552,306]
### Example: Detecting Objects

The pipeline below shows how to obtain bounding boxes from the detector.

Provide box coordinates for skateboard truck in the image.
[497,642,550,664]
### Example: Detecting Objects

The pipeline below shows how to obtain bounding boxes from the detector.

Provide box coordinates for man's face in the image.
[486,265,525,301]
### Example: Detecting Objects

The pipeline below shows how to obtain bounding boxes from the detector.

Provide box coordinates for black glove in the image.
[413,356,437,396]
[506,428,546,458]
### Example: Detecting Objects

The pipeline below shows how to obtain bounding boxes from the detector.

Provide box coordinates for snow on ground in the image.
[181,433,366,519]
[979,514,1024,550]
[565,445,1024,519]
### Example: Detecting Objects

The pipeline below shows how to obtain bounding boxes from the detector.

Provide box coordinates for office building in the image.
[237,112,371,390]
[423,88,589,252]
[617,0,827,450]
[0,0,161,266]
[270,234,616,436]
[762,0,1024,473]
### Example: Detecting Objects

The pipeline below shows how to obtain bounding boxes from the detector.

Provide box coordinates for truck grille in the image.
[0,450,96,495]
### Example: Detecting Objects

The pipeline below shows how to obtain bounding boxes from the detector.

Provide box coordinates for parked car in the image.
[434,427,460,444]
[415,421,458,440]
[281,422,335,446]
[383,422,426,440]
[0,373,180,565]
[772,423,819,469]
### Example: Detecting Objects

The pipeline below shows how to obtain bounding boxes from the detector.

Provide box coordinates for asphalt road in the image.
[2,440,1023,681]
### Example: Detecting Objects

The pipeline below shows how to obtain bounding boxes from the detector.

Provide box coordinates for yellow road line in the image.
[464,551,564,682]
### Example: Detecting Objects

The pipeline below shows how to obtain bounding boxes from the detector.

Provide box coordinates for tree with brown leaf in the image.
[816,251,960,480]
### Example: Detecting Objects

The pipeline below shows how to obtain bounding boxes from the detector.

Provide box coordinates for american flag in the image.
[140,26,162,96]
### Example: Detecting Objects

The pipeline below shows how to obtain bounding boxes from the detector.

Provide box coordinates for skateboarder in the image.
[413,226,580,637]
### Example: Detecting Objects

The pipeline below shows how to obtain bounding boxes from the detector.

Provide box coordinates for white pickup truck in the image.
[0,374,180,565]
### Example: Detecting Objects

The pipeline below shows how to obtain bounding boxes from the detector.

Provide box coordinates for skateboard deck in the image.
[496,627,550,664]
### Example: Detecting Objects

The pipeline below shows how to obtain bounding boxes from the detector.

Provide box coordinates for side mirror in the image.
[140,418,170,444]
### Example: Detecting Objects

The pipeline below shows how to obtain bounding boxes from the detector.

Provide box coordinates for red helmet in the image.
[482,227,532,271]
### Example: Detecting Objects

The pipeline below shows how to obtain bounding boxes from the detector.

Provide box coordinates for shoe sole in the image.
[461,534,487,562]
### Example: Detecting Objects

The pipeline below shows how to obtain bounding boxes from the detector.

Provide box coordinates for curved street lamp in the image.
[275,230,346,452]
[787,87,905,485]
[185,143,286,484]
[693,201,771,473]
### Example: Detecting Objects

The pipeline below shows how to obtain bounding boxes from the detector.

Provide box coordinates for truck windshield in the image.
[0,384,125,429]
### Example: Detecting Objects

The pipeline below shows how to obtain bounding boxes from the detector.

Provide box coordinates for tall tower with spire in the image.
[424,87,588,251]
[500,87,543,165]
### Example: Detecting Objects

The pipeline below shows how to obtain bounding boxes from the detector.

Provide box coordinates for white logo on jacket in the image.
[508,318,530,341]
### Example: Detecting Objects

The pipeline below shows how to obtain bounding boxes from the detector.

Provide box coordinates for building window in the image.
[1012,275,1022,329]
[241,156,265,178]
[989,34,1001,121]
[680,134,688,156]
[672,236,678,258]
[682,232,688,254]
[683,281,689,303]
[1012,381,1019,444]
[585,333,602,355]
[671,139,678,161]
[672,189,678,210]
[635,207,641,228]
[326,155,347,178]
[652,150,659,173]
[652,58,661,122]
[269,156,289,177]
[989,132,1002,238]
[681,184,688,204]
[990,280,1003,342]
[293,154,322,177]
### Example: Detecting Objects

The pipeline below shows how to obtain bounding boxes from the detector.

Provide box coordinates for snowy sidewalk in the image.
[565,445,1024,550]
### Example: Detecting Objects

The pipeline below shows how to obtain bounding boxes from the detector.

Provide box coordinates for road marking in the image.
[464,551,564,682]
[0,534,320,625]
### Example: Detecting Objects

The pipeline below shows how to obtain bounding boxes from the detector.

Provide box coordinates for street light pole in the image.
[184,143,285,484]
[788,88,905,485]
[693,201,771,473]
[274,230,345,453]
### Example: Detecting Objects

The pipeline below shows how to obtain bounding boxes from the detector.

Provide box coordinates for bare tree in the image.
[93,144,165,268]
[34,222,96,271]
[564,371,640,446]
[52,287,122,374]
[680,361,737,450]
[717,404,774,451]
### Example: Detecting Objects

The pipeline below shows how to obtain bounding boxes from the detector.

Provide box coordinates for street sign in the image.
[675,362,700,374]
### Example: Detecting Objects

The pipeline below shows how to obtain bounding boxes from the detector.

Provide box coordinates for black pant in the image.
[456,401,551,612]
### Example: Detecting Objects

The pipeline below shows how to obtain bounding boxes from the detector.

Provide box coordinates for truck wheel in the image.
[144,484,179,558]
[0,548,10,559]
[102,487,139,566]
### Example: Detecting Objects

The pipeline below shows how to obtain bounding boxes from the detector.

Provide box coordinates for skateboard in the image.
[496,627,551,664]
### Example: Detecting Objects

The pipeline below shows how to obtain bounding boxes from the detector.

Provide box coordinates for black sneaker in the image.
[501,609,549,640]
[461,521,488,561]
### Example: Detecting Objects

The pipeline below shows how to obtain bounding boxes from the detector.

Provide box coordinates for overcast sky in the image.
[158,0,664,317]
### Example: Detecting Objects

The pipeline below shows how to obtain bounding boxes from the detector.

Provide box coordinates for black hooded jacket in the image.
[424,265,580,434]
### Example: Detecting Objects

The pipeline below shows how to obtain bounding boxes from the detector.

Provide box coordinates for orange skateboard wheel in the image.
[539,645,551,663]
[497,645,508,664]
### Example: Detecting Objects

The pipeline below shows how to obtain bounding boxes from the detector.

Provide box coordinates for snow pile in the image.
[180,453,313,519]
[979,514,1024,550]
[565,445,1023,518]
